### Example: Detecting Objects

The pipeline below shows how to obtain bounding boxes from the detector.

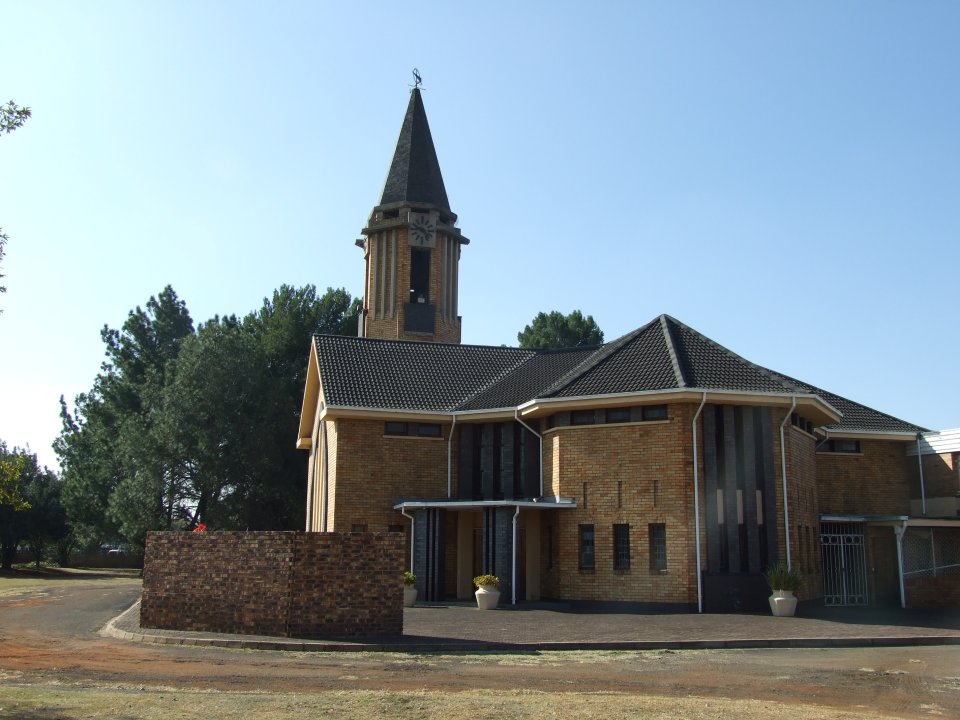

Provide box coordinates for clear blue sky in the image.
[2,1,958,471]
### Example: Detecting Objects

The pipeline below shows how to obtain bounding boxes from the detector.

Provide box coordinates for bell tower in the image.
[356,83,469,344]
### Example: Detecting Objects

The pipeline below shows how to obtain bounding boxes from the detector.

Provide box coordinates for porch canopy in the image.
[394,497,577,605]
[821,514,960,608]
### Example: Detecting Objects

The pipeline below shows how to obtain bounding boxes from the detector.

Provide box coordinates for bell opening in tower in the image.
[410,248,431,304]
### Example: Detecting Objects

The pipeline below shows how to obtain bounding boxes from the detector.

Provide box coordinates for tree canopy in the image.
[56,284,360,551]
[0,443,65,570]
[517,310,604,349]
[0,100,31,304]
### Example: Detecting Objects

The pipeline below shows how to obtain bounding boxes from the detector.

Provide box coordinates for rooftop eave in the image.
[518,388,842,425]
[821,429,922,442]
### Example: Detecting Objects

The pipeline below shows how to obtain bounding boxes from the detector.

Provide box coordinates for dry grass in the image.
[0,568,140,597]
[0,686,894,720]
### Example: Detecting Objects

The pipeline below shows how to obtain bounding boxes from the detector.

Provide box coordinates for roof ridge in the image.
[659,315,687,388]
[662,314,803,394]
[537,316,663,398]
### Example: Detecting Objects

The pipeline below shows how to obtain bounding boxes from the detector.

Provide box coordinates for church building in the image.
[298,87,960,612]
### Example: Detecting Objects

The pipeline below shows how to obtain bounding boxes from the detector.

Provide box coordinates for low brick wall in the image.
[905,574,960,609]
[140,531,405,638]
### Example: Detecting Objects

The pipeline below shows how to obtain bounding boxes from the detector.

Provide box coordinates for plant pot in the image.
[403,586,417,608]
[475,584,500,610]
[769,589,798,617]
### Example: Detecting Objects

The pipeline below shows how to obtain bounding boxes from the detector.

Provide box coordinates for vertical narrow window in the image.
[579,524,595,569]
[617,480,623,509]
[546,524,554,570]
[410,248,430,303]
[649,523,667,571]
[653,477,660,507]
[582,482,588,510]
[613,523,630,570]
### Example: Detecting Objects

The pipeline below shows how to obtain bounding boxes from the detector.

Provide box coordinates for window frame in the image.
[579,523,596,570]
[613,523,631,570]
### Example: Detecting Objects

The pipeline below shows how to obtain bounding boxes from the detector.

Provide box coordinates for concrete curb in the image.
[101,601,960,653]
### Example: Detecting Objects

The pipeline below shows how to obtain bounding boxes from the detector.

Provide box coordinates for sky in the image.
[2,1,958,472]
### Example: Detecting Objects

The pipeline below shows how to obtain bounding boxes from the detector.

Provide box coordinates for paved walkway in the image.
[103,599,960,652]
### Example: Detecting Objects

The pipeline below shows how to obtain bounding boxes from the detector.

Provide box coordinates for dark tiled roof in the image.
[768,371,927,434]
[378,89,450,211]
[315,335,531,411]
[313,314,924,434]
[459,348,597,410]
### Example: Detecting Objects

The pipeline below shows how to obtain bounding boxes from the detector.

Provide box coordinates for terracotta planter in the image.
[769,589,798,617]
[475,584,500,610]
[403,586,418,607]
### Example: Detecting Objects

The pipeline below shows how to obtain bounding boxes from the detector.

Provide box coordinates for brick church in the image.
[298,87,960,611]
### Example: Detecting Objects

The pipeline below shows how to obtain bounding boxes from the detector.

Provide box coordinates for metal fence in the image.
[903,527,960,579]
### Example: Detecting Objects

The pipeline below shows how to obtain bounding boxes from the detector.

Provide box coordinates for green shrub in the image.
[764,562,802,592]
[473,574,501,589]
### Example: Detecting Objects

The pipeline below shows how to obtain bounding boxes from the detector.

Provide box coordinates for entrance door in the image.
[820,522,868,606]
[871,533,900,606]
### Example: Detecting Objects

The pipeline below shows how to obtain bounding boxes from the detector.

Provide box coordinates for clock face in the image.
[408,213,436,248]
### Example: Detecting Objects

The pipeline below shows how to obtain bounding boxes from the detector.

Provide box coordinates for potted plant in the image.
[403,571,417,608]
[764,562,802,617]
[473,574,501,610]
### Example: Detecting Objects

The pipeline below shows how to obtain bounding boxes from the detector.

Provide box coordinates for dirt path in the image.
[1,570,958,719]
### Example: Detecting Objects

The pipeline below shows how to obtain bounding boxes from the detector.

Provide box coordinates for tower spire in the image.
[378,84,450,212]
[358,81,468,344]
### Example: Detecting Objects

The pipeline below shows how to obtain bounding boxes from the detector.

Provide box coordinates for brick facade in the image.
[540,405,698,606]
[327,419,449,532]
[816,439,913,515]
[141,531,405,638]
[363,226,462,344]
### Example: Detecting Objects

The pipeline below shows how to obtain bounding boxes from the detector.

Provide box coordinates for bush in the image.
[473,574,501,589]
[764,562,802,592]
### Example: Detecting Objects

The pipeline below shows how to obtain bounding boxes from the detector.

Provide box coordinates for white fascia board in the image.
[320,406,453,423]
[393,498,578,511]
[823,429,920,442]
[519,389,841,423]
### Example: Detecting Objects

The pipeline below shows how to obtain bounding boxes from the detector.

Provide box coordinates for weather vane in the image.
[412,68,422,89]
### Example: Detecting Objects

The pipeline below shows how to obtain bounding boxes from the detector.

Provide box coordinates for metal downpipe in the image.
[512,505,520,605]
[779,397,797,568]
[692,392,708,613]
[401,509,415,574]
[916,433,927,516]
[514,409,544,497]
[447,414,458,499]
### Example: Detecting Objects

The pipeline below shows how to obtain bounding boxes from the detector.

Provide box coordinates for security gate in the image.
[820,522,868,606]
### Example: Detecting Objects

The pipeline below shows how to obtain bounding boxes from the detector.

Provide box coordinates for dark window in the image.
[606,407,631,424]
[819,439,861,453]
[571,410,595,426]
[416,423,441,437]
[388,524,404,533]
[410,248,430,303]
[385,421,442,438]
[642,405,668,421]
[547,524,554,570]
[579,524,595,569]
[613,523,630,570]
[385,421,408,436]
[351,523,368,533]
[649,523,667,571]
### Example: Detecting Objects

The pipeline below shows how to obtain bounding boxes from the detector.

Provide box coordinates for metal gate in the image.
[820,522,868,606]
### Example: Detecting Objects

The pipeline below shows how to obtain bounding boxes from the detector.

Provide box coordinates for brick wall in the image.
[905,574,960,609]
[140,531,405,639]
[329,419,449,532]
[540,404,697,605]
[363,226,461,344]
[816,439,913,515]
[785,425,823,601]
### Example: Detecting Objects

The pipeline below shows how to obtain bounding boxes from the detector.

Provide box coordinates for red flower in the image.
[193,523,207,533]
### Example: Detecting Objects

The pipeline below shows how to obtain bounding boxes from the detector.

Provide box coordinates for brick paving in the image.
[104,599,960,652]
